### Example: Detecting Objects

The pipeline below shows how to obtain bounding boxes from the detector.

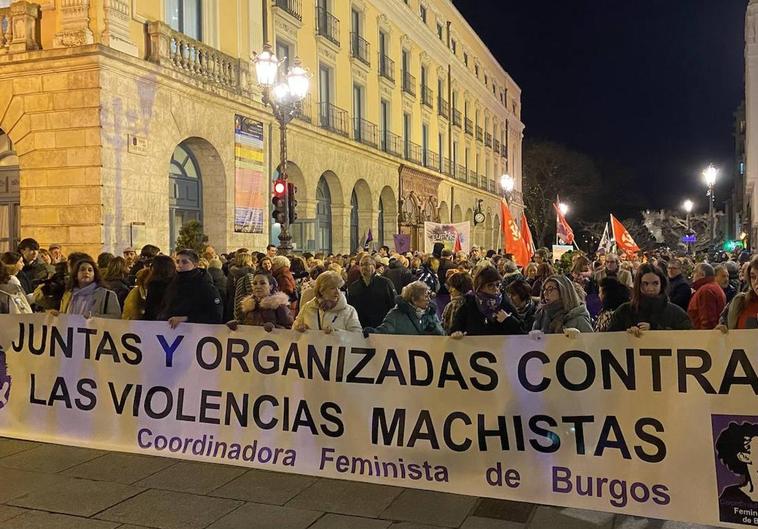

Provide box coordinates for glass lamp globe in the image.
[287,59,310,101]
[703,165,718,187]
[272,82,291,103]
[254,45,278,88]
[500,174,514,193]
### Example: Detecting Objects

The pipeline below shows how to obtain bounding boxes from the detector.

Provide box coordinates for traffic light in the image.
[272,179,286,225]
[287,182,298,224]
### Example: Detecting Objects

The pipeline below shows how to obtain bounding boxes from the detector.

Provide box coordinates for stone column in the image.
[101,0,137,56]
[54,0,94,48]
[8,1,40,54]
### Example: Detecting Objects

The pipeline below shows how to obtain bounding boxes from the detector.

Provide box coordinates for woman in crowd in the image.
[451,266,523,336]
[523,262,538,288]
[0,252,27,298]
[531,262,554,297]
[294,271,362,333]
[506,279,537,332]
[57,257,121,318]
[441,272,473,334]
[122,267,149,320]
[570,255,601,318]
[229,271,293,330]
[532,274,593,335]
[366,281,444,336]
[158,249,223,328]
[101,256,131,308]
[258,256,273,273]
[143,255,177,321]
[608,263,692,334]
[225,252,255,321]
[717,256,758,331]
[0,256,33,314]
[594,277,631,332]
[206,257,227,311]
[271,255,297,311]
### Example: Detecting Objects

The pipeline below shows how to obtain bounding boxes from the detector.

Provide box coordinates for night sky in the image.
[453,0,746,221]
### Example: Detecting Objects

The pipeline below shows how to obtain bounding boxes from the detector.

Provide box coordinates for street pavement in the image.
[0,437,717,529]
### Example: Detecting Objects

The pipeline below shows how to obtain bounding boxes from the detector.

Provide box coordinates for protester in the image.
[365,281,444,336]
[122,267,149,320]
[416,256,440,294]
[441,272,473,334]
[206,257,228,311]
[687,262,727,330]
[505,279,537,332]
[450,266,523,336]
[347,255,396,328]
[258,256,273,273]
[128,244,160,286]
[122,247,137,269]
[531,262,554,297]
[294,271,362,333]
[594,276,631,332]
[100,255,131,309]
[157,249,223,328]
[594,253,633,288]
[143,255,177,321]
[569,255,601,318]
[49,244,64,265]
[717,256,758,331]
[299,265,325,310]
[266,244,278,258]
[271,255,297,310]
[384,255,414,293]
[229,271,293,329]
[0,258,33,314]
[56,257,121,318]
[609,263,692,334]
[666,258,692,311]
[17,238,48,294]
[715,264,738,303]
[532,274,593,335]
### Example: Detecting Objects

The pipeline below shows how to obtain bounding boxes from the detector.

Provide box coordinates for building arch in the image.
[350,179,373,251]
[438,200,450,224]
[452,204,462,223]
[493,214,500,252]
[316,175,333,253]
[378,186,397,247]
[485,212,493,250]
[0,129,19,252]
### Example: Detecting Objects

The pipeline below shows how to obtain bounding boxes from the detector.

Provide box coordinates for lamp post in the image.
[500,173,514,200]
[683,199,694,254]
[555,202,569,245]
[703,164,718,242]
[253,44,310,253]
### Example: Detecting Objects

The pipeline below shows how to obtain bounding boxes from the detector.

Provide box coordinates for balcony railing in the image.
[438,97,449,119]
[501,143,508,157]
[319,102,350,136]
[295,93,312,123]
[381,130,403,157]
[350,32,370,65]
[494,139,501,153]
[476,126,483,142]
[274,0,302,21]
[316,7,340,46]
[441,157,452,176]
[402,71,416,97]
[464,118,473,135]
[469,170,478,185]
[452,109,461,127]
[424,150,439,170]
[379,54,395,82]
[484,132,492,147]
[422,86,433,108]
[456,164,467,181]
[404,141,423,165]
[489,180,496,193]
[354,117,378,147]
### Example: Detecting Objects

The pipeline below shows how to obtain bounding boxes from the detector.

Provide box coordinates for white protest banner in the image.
[424,222,471,254]
[0,314,757,527]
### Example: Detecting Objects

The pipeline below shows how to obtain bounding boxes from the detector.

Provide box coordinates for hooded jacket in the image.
[687,276,726,330]
[532,275,593,333]
[293,292,362,332]
[157,268,223,324]
[366,296,444,336]
[238,291,293,328]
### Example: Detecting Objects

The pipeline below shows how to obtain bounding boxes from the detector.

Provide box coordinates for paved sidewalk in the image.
[0,438,716,529]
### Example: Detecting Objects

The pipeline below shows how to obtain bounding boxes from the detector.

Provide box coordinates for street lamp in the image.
[682,199,694,254]
[253,44,310,253]
[558,202,569,216]
[500,173,514,199]
[702,164,718,241]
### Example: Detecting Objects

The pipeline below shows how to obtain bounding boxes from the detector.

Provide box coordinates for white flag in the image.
[598,222,613,253]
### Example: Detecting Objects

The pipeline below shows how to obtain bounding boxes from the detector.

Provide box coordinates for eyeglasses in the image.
[542,286,559,295]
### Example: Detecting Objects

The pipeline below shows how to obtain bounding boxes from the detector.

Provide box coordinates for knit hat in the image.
[474,265,502,292]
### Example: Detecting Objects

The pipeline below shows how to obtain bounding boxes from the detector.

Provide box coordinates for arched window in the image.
[316,176,332,253]
[350,189,359,251]
[0,130,19,252]
[169,143,202,250]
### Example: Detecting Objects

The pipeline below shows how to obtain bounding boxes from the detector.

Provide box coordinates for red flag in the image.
[553,202,575,244]
[521,212,535,260]
[453,231,462,253]
[610,214,640,255]
[500,200,530,267]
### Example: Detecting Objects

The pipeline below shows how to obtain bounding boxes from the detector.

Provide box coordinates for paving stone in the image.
[389,523,447,529]
[63,452,177,484]
[615,517,655,529]
[206,502,323,529]
[381,489,478,528]
[8,477,143,517]
[557,508,616,526]
[0,511,120,529]
[0,468,72,503]
[209,469,317,505]
[528,506,614,529]
[133,460,246,494]
[0,443,103,473]
[287,477,402,518]
[309,513,392,529]
[0,505,26,522]
[97,489,242,529]
[660,522,720,529]
[0,438,40,458]
[461,517,525,529]
[474,499,535,523]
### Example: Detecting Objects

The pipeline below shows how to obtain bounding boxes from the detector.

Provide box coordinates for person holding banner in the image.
[0,257,33,314]
[56,256,122,319]
[608,263,692,335]
[450,266,523,337]
[365,281,444,336]
[158,249,223,328]
[717,256,758,331]
[294,271,362,334]
[531,274,592,336]
[229,271,293,331]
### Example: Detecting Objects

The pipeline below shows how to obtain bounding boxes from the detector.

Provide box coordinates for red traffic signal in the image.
[273,179,286,196]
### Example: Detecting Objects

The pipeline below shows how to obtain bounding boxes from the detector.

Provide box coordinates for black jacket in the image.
[144,279,171,321]
[347,274,397,328]
[101,279,130,309]
[207,267,228,310]
[18,258,49,294]
[607,296,692,331]
[384,261,414,294]
[437,258,457,295]
[450,292,524,336]
[158,268,223,324]
[667,274,692,311]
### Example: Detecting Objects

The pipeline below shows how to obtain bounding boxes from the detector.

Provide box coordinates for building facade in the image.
[0,0,524,256]
[745,0,758,250]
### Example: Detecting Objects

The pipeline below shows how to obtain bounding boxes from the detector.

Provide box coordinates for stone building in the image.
[0,0,524,255]
[745,0,758,249]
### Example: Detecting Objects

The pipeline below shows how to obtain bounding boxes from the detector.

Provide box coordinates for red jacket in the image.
[687,277,726,330]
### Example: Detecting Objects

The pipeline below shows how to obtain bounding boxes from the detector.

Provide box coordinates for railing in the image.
[350,32,370,65]
[402,71,416,97]
[465,118,473,135]
[494,139,501,153]
[316,7,340,46]
[456,164,467,181]
[404,141,423,165]
[424,150,439,170]
[452,109,461,127]
[469,170,478,185]
[441,157,452,176]
[148,22,239,91]
[354,117,378,147]
[381,130,403,157]
[274,0,302,21]
[319,102,350,137]
[488,180,496,193]
[476,126,483,142]
[422,86,433,108]
[485,132,492,147]
[379,54,395,82]
[438,97,449,119]
[295,93,312,123]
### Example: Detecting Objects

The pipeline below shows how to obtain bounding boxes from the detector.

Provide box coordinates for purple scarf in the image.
[475,290,503,322]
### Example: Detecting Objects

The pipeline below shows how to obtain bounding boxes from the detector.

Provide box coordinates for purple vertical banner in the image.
[393,234,411,254]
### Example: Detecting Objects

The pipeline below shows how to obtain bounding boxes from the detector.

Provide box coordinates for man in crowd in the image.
[666,258,691,311]
[17,238,49,294]
[688,262,726,330]
[266,244,278,259]
[122,247,137,269]
[594,253,633,289]
[347,255,396,328]
[384,255,413,293]
[48,244,64,264]
[715,264,738,303]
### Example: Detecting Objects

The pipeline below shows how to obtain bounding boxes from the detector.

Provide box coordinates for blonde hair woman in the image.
[294,271,362,333]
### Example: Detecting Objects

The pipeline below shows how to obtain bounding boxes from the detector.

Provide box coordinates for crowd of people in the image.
[1,237,757,337]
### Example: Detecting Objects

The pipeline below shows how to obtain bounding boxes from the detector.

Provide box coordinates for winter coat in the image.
[144,279,172,321]
[122,283,146,320]
[366,296,444,336]
[293,292,362,333]
[532,303,593,334]
[384,261,414,293]
[687,277,726,330]
[226,265,255,321]
[667,274,692,311]
[608,296,692,332]
[101,279,130,309]
[347,274,397,328]
[594,267,633,289]
[157,269,223,324]
[60,285,121,319]
[416,265,440,293]
[237,291,293,328]
[450,292,524,336]
[207,266,228,311]
[18,258,49,294]
[514,298,538,332]
[437,257,456,295]
[273,266,297,309]
[719,292,758,330]
[441,295,466,333]
[722,282,738,304]
[0,282,33,314]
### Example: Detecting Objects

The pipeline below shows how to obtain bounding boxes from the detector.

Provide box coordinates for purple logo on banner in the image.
[0,349,10,410]
[711,414,758,526]
[393,234,411,254]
